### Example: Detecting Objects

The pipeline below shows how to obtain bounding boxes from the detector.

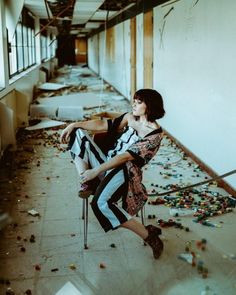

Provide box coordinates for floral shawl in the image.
[107,113,163,216]
[124,130,162,215]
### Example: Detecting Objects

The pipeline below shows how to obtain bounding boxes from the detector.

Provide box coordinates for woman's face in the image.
[132,99,147,117]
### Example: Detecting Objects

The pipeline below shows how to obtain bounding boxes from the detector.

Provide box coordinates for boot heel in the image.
[144,224,164,259]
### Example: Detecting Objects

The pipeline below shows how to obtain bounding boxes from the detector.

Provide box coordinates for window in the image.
[0,3,6,89]
[16,21,24,72]
[9,30,17,75]
[40,33,48,61]
[8,8,36,77]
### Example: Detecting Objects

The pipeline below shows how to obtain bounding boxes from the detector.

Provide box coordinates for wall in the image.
[0,59,57,153]
[153,0,236,189]
[0,1,58,155]
[88,34,99,74]
[89,20,131,99]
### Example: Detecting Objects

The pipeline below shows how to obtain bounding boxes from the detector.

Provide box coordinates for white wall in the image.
[136,13,144,90]
[88,34,99,74]
[153,0,236,189]
[96,20,131,99]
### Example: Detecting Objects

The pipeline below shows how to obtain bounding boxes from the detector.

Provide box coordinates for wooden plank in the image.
[130,17,136,97]
[143,10,153,88]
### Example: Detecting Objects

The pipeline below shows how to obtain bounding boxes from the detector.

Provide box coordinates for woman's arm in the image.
[80,152,134,183]
[60,119,108,143]
[60,112,131,144]
[115,112,131,131]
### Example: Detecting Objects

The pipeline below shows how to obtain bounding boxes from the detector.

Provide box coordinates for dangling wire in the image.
[122,21,129,99]
[97,9,110,114]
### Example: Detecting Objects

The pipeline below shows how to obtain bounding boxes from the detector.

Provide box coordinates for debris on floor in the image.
[145,137,235,224]
[25,118,66,131]
[0,212,12,231]
[37,82,69,91]
[0,65,235,295]
[99,263,106,269]
[27,209,40,217]
[178,241,209,279]
[69,264,77,270]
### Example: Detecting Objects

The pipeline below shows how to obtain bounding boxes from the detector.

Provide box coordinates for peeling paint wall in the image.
[153,0,236,189]
[89,20,131,99]
[88,34,99,74]
[136,13,144,90]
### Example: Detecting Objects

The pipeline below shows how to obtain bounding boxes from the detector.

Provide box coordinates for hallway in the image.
[0,66,236,295]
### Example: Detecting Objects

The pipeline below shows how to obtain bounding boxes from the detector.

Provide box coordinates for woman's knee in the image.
[76,128,89,138]
[91,194,108,212]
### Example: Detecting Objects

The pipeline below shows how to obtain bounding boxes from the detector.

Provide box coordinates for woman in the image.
[60,88,165,259]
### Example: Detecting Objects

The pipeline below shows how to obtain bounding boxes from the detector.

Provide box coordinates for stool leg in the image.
[141,206,146,226]
[82,198,85,220]
[141,206,147,246]
[84,198,89,249]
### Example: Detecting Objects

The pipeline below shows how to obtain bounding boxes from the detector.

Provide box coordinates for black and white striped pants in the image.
[70,129,131,232]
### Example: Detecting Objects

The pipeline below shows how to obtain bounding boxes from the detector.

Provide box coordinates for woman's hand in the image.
[80,168,99,183]
[60,123,76,143]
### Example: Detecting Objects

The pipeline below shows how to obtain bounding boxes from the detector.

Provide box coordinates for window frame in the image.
[8,8,37,78]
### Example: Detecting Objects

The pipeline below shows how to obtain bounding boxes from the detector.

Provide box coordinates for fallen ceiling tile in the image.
[25,118,66,130]
[30,104,58,118]
[37,92,104,108]
[37,82,69,91]
[57,106,83,120]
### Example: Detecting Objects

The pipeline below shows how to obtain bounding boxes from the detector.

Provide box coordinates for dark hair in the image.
[133,88,165,122]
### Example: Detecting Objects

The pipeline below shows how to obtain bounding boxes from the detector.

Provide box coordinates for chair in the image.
[78,132,146,249]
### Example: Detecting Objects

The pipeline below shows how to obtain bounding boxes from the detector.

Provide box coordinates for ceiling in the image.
[24,0,137,37]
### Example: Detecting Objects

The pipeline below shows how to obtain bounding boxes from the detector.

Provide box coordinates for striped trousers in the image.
[70,129,131,232]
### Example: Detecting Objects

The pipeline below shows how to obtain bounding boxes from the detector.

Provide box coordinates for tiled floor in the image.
[0,66,236,295]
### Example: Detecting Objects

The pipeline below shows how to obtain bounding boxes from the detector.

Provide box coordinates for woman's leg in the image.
[120,218,148,239]
[70,129,107,195]
[74,156,89,176]
[91,165,164,259]
[91,167,131,231]
[121,218,163,259]
[70,129,106,176]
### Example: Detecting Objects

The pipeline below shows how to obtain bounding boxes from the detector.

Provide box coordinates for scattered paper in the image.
[178,253,194,264]
[27,209,40,216]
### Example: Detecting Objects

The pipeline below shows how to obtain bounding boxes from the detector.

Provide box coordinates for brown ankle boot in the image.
[145,224,162,236]
[144,225,164,259]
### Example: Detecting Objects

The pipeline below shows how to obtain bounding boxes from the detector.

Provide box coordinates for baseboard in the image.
[163,129,236,197]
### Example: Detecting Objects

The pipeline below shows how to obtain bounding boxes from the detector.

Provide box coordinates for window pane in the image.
[28,27,32,65]
[41,35,47,60]
[23,26,29,68]
[16,23,24,71]
[9,33,17,75]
